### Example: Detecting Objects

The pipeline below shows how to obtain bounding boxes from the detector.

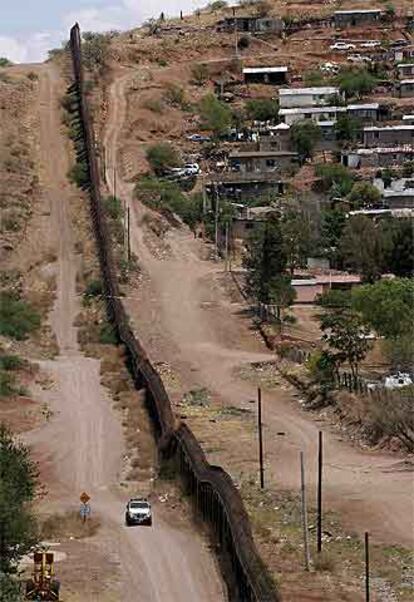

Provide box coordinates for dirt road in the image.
[104,70,414,549]
[28,63,225,601]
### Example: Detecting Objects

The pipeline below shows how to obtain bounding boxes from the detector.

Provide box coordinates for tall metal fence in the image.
[69,23,280,602]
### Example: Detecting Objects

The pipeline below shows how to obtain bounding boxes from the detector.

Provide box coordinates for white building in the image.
[278,86,340,109]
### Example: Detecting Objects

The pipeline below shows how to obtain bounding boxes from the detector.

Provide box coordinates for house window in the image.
[374,131,379,139]
[266,159,276,168]
[245,223,254,230]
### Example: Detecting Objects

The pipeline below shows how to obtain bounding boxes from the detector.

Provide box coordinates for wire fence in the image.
[69,22,280,602]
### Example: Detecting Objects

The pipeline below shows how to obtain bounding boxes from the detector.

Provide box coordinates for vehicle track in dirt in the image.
[103,67,414,549]
[27,62,225,602]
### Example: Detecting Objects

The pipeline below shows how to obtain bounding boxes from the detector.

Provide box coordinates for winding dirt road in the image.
[29,63,225,601]
[104,69,414,549]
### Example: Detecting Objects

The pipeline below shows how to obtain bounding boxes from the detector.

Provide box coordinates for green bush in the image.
[0,355,24,371]
[315,289,351,308]
[199,93,232,136]
[0,57,12,67]
[0,293,40,340]
[290,120,321,160]
[103,195,123,220]
[245,98,279,122]
[146,143,181,175]
[99,323,118,345]
[67,162,89,188]
[208,0,227,10]
[163,83,186,108]
[83,279,104,299]
[142,98,164,113]
[315,163,354,197]
[0,371,17,397]
[336,68,377,99]
[191,63,209,86]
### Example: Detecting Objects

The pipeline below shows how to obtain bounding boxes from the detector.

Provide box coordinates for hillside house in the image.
[341,147,414,168]
[279,103,380,126]
[217,16,284,34]
[382,189,414,209]
[363,126,414,147]
[399,79,414,97]
[397,63,414,78]
[228,150,299,174]
[334,9,383,28]
[402,114,414,125]
[279,87,340,109]
[243,66,288,85]
[394,47,414,63]
[207,174,285,201]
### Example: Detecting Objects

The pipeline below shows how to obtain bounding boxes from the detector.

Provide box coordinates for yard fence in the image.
[69,22,280,602]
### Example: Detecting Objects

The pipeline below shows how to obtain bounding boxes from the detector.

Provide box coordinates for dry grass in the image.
[40,511,101,540]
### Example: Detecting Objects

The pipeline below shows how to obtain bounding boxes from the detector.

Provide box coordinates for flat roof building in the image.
[243,66,288,85]
[363,125,414,147]
[334,9,383,28]
[279,86,340,108]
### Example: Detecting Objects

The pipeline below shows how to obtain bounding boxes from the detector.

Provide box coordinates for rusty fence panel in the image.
[69,22,280,602]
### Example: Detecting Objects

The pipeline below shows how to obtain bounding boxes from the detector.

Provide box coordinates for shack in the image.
[347,103,380,121]
[228,150,299,173]
[207,173,285,201]
[334,9,383,28]
[397,63,414,78]
[243,66,288,85]
[279,106,345,125]
[363,125,414,147]
[279,86,340,108]
[217,16,284,34]
[341,147,414,168]
[399,79,414,97]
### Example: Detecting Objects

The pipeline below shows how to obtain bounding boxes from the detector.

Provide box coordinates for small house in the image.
[243,66,288,85]
[341,147,414,168]
[207,173,285,201]
[397,63,414,78]
[346,103,380,122]
[363,126,414,147]
[334,9,383,28]
[382,189,414,209]
[399,79,414,97]
[228,150,299,173]
[217,16,284,35]
[278,106,345,126]
[279,87,340,109]
[402,114,414,125]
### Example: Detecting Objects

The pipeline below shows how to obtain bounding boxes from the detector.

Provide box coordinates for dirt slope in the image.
[26,62,225,602]
[103,69,414,550]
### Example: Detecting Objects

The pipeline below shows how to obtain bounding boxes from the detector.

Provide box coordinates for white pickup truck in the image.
[125,498,152,526]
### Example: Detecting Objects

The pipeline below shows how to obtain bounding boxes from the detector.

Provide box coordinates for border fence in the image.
[69,23,280,602]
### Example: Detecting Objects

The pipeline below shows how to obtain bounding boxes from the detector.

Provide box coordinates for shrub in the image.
[191,63,209,86]
[208,0,227,10]
[83,279,104,300]
[103,195,123,220]
[290,120,321,161]
[67,162,89,188]
[0,293,40,340]
[0,57,12,67]
[245,98,279,122]
[81,32,111,72]
[199,93,232,136]
[163,83,186,107]
[27,72,38,81]
[348,181,381,209]
[315,289,351,308]
[336,68,377,99]
[238,36,250,50]
[99,323,118,345]
[146,143,181,175]
[0,355,24,371]
[315,163,354,197]
[142,98,164,113]
[0,371,17,396]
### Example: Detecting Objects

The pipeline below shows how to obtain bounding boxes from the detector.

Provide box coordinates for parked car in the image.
[320,61,339,74]
[125,498,152,526]
[184,162,201,175]
[330,42,356,51]
[360,40,381,49]
[186,134,211,142]
[347,54,372,64]
[384,373,413,390]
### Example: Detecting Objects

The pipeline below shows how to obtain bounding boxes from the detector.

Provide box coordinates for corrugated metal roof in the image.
[279,86,338,96]
[335,9,382,15]
[364,125,414,131]
[243,66,288,74]
[229,151,298,158]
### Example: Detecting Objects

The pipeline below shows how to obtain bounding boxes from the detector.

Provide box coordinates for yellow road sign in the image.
[80,492,90,504]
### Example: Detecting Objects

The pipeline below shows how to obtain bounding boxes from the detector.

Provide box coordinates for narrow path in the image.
[104,69,414,548]
[29,63,225,602]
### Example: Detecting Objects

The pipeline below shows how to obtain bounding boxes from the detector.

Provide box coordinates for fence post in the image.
[317,431,323,553]
[300,452,311,570]
[258,388,265,489]
[365,531,370,602]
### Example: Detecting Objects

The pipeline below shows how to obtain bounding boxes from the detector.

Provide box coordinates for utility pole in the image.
[224,223,229,272]
[214,184,219,261]
[258,388,264,489]
[127,206,131,262]
[300,452,311,571]
[113,166,117,199]
[234,20,239,58]
[317,430,323,553]
[365,532,370,602]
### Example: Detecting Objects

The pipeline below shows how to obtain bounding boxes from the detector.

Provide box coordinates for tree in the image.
[290,120,321,161]
[336,68,377,99]
[339,215,385,282]
[385,219,414,277]
[199,94,232,136]
[281,210,313,275]
[146,143,181,175]
[334,114,361,143]
[245,98,279,122]
[191,63,209,86]
[315,163,354,197]
[0,426,38,580]
[320,207,347,253]
[347,181,381,209]
[320,309,372,378]
[243,216,296,317]
[0,57,13,67]
[352,279,414,339]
